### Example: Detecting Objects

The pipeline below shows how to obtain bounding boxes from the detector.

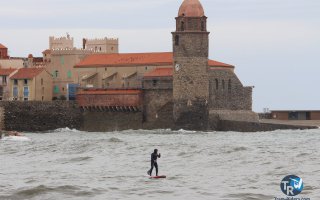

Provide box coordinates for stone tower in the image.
[172,0,210,130]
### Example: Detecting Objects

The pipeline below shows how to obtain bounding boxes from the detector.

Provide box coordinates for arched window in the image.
[175,35,179,46]
[99,47,102,51]
[215,79,219,90]
[222,80,225,90]
[228,79,232,93]
[181,21,185,31]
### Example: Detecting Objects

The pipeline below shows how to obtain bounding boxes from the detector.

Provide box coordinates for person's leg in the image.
[154,162,158,176]
[148,162,154,176]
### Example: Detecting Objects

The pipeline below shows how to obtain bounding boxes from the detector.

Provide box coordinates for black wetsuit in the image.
[148,152,160,176]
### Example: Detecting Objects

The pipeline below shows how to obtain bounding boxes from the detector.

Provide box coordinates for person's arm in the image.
[158,153,161,158]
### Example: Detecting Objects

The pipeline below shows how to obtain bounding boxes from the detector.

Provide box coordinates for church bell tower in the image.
[172,0,210,130]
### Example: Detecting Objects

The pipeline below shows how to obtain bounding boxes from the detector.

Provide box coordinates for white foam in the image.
[1,136,30,141]
[54,127,81,133]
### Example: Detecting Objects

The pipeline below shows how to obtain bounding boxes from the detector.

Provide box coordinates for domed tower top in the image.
[178,0,205,17]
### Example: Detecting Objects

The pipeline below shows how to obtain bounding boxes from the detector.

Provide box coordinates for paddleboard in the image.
[150,175,166,179]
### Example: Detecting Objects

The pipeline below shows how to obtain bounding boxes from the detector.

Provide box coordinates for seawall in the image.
[0,101,317,132]
[0,101,82,132]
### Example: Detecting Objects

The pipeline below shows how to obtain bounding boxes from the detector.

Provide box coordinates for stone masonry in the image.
[172,9,210,130]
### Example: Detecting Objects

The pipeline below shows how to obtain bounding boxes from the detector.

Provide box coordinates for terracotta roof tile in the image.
[0,68,17,76]
[144,68,173,77]
[77,89,142,95]
[10,68,44,79]
[0,43,7,49]
[75,52,234,68]
[208,60,234,68]
[42,49,51,54]
[76,52,173,68]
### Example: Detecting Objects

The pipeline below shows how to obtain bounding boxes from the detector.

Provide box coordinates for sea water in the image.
[0,128,319,200]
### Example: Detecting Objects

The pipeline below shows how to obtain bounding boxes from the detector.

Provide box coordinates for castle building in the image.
[49,34,74,50]
[44,35,119,100]
[74,0,257,131]
[83,37,119,53]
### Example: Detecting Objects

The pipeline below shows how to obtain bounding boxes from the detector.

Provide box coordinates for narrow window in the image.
[175,35,179,46]
[222,80,225,90]
[3,76,7,84]
[24,79,28,85]
[23,86,29,97]
[201,20,205,31]
[215,79,219,90]
[60,56,64,65]
[14,79,18,85]
[153,80,157,87]
[13,86,18,97]
[41,78,43,85]
[181,21,185,31]
[55,70,59,78]
[228,79,232,93]
[54,85,59,94]
[99,47,102,51]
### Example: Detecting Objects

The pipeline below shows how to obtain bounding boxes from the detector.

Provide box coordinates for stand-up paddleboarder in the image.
[147,149,161,176]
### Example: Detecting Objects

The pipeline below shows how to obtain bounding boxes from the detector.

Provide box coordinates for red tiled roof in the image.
[76,52,173,68]
[42,49,51,54]
[144,68,173,77]
[33,57,44,63]
[0,43,7,49]
[75,52,234,68]
[0,68,17,76]
[10,68,44,79]
[77,89,142,95]
[208,60,233,68]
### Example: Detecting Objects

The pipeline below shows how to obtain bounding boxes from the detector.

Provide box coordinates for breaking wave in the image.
[1,136,30,142]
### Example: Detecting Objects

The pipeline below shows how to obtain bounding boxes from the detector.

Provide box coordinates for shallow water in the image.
[0,128,319,200]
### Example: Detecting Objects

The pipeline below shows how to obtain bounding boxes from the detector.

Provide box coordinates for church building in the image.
[75,0,257,131]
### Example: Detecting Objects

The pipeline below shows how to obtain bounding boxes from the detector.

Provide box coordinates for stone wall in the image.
[209,69,252,110]
[82,111,142,132]
[0,101,82,132]
[218,120,318,132]
[210,110,259,122]
[143,89,173,123]
[0,107,4,130]
[0,101,316,132]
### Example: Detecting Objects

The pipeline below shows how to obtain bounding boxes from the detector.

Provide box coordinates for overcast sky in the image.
[0,0,319,112]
